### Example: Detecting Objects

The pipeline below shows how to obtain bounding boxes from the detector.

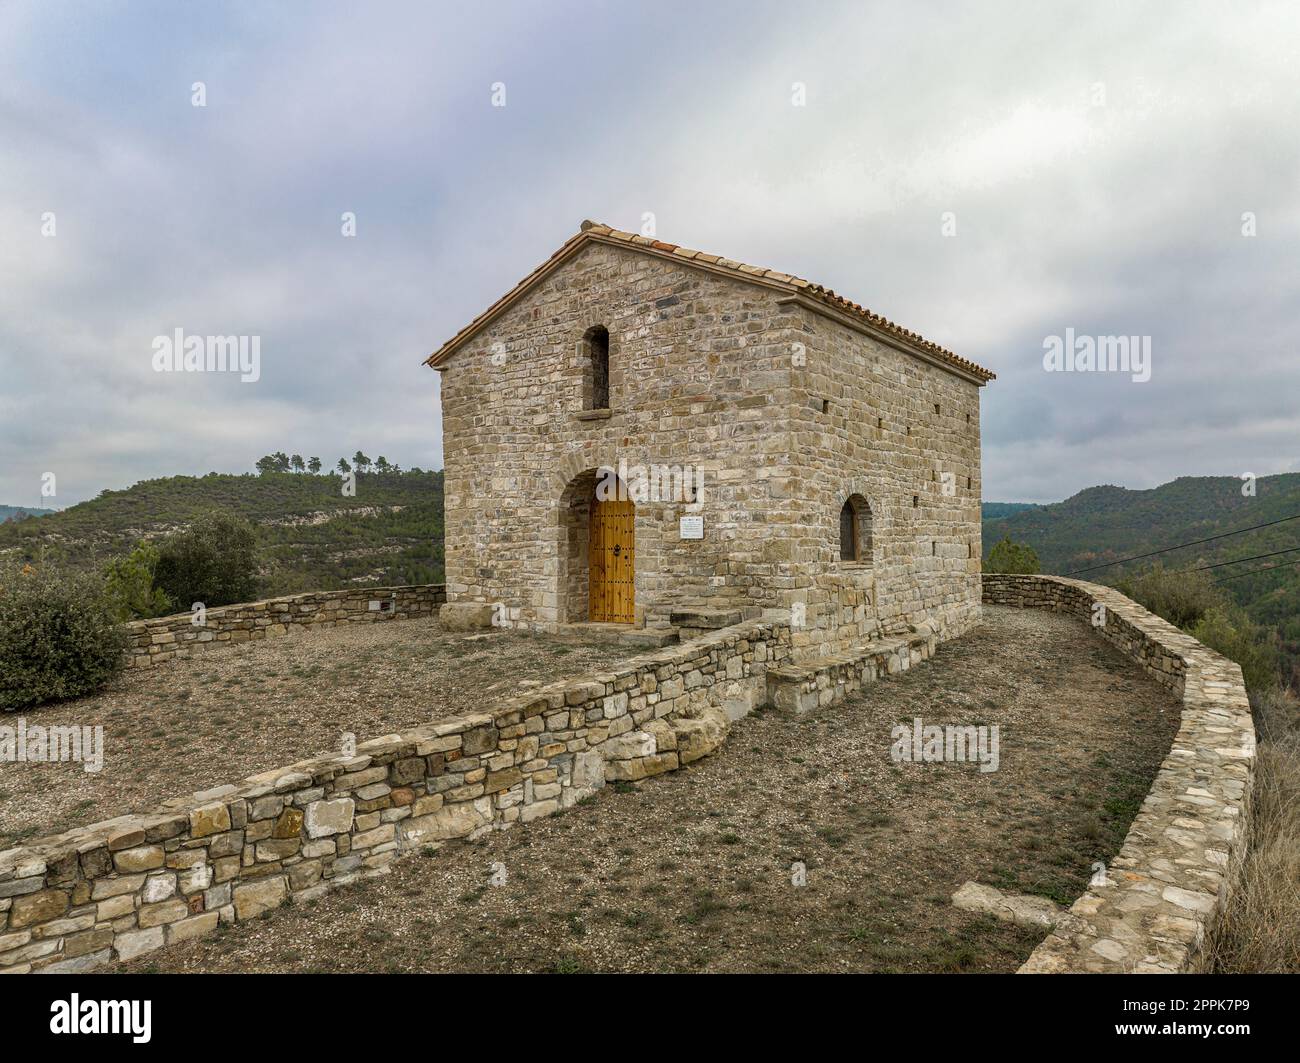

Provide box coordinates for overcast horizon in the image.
[3,1,1298,510]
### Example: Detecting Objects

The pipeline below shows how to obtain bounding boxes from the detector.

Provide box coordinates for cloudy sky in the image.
[2,0,1297,508]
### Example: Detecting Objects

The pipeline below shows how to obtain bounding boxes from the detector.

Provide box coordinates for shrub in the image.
[1114,564,1221,630]
[1114,565,1279,691]
[1190,607,1280,695]
[103,540,173,620]
[984,536,1040,574]
[0,563,127,711]
[154,510,259,609]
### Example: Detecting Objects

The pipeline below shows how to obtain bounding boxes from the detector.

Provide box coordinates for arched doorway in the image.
[559,467,635,624]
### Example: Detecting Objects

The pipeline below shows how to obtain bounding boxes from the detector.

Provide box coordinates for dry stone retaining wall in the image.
[3,574,1242,974]
[983,574,1256,973]
[0,614,797,972]
[124,584,446,668]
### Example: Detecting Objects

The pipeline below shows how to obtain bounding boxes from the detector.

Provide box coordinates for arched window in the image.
[583,325,609,410]
[839,495,872,563]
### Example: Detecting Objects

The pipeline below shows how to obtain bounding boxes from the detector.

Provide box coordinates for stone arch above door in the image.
[555,458,637,625]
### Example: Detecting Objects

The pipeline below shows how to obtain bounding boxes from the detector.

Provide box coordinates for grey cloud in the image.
[1,0,1297,510]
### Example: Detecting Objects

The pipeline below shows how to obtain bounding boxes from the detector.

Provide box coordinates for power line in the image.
[1063,511,1300,575]
[1214,558,1300,584]
[1193,545,1300,572]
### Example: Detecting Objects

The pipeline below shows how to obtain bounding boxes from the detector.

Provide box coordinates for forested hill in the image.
[0,469,444,595]
[0,504,56,523]
[980,502,1041,519]
[984,473,1300,683]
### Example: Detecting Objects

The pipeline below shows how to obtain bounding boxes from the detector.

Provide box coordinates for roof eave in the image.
[774,294,996,385]
[422,230,592,369]
[422,223,996,384]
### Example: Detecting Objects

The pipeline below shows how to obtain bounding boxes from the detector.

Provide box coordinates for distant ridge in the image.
[981,502,1040,519]
[0,505,56,523]
[984,472,1300,687]
[0,470,445,594]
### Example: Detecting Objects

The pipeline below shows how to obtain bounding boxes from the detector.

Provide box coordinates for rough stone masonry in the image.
[426,221,996,663]
[0,577,1253,973]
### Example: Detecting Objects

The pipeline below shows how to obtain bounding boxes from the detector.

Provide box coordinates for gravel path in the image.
[0,619,625,848]
[118,605,1182,974]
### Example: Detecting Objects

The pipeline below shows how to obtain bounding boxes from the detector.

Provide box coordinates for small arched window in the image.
[839,495,872,563]
[583,325,610,410]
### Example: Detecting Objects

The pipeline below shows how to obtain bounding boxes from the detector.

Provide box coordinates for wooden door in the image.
[589,492,635,623]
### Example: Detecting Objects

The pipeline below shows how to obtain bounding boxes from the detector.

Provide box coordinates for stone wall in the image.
[983,574,1256,973]
[780,297,984,660]
[0,614,794,972]
[437,239,802,629]
[4,575,1229,973]
[124,585,446,668]
[435,237,985,656]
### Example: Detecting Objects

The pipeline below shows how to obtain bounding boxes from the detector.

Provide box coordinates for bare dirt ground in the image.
[0,619,623,848]
[119,605,1181,974]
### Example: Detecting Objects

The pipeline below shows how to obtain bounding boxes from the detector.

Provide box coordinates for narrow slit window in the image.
[584,325,610,410]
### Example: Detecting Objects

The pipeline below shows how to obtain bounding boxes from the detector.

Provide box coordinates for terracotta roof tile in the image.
[424,221,995,382]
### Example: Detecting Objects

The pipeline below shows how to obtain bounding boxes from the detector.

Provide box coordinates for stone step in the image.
[668,607,743,630]
[951,881,1063,930]
[617,627,679,649]
[766,630,937,714]
[553,623,679,649]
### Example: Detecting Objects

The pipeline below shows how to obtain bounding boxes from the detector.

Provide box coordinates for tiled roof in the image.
[424,220,995,382]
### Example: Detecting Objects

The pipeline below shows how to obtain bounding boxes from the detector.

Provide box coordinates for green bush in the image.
[1114,564,1220,630]
[984,536,1040,574]
[1191,607,1280,695]
[1114,565,1279,693]
[154,510,259,609]
[0,563,127,711]
[104,540,173,620]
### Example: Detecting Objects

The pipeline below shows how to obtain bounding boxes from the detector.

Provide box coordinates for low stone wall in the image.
[766,630,938,714]
[0,615,794,972]
[125,585,447,668]
[983,574,1255,973]
[13,577,1202,975]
